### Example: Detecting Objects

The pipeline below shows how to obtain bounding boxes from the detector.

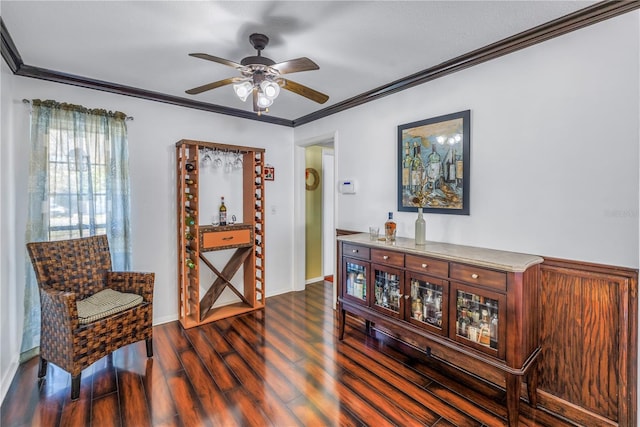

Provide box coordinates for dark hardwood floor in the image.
[1,281,574,427]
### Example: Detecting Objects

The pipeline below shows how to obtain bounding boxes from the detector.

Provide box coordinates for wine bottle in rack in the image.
[185,178,195,185]
[186,258,196,269]
[185,192,194,200]
[185,215,195,226]
[185,163,195,172]
[219,197,227,226]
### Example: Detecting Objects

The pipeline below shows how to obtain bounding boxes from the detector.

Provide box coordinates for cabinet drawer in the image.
[450,263,506,291]
[343,244,370,260]
[371,249,404,267]
[405,254,449,277]
[200,227,252,250]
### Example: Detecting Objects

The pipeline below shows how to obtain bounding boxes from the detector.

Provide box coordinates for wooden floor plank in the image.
[183,326,239,392]
[117,368,152,427]
[1,281,575,427]
[178,348,240,427]
[91,392,121,427]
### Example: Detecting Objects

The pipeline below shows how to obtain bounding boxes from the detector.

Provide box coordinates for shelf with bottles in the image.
[344,260,368,303]
[453,286,506,355]
[407,275,449,335]
[176,139,266,329]
[373,267,402,316]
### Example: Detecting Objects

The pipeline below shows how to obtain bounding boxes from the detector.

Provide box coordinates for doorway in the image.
[292,132,337,297]
[304,143,334,284]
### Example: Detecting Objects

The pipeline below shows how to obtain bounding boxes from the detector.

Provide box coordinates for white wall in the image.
[1,60,21,403]
[295,11,639,269]
[0,69,295,400]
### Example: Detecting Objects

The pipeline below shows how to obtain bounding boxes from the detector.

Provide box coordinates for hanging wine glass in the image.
[233,151,243,169]
[213,149,223,168]
[200,148,212,167]
[224,151,233,173]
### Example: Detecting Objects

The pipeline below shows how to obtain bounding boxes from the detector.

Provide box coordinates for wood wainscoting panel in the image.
[539,258,637,426]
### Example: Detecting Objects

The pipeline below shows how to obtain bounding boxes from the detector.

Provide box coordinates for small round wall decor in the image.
[305,167,319,191]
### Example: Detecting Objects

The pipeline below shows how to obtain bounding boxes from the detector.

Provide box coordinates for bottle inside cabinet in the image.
[345,262,367,301]
[374,270,401,312]
[410,278,443,328]
[455,290,499,349]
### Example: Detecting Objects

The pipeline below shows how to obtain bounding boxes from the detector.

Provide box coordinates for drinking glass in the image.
[213,149,223,168]
[201,149,212,167]
[369,226,379,241]
[224,152,233,173]
[233,152,243,169]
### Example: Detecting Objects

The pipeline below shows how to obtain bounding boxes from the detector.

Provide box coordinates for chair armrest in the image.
[106,271,155,303]
[39,288,80,334]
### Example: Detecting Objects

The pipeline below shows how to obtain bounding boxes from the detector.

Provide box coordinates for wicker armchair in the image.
[26,235,154,400]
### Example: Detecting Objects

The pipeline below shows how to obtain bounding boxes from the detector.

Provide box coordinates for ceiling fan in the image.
[186,33,329,114]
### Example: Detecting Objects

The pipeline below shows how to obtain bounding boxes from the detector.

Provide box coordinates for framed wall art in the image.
[398,110,470,215]
[264,165,275,181]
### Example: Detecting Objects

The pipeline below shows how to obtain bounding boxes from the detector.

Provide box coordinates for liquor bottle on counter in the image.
[219,197,227,226]
[384,212,396,243]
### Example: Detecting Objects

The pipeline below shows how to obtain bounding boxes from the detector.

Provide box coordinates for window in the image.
[48,144,108,240]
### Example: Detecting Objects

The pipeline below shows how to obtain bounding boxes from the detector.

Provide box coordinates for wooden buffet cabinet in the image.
[176,139,265,329]
[337,234,543,426]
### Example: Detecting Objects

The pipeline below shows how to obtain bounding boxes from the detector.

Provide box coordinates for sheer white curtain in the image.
[21,100,132,358]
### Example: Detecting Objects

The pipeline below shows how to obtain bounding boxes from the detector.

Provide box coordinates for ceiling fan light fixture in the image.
[257,92,274,108]
[260,80,280,100]
[233,81,253,102]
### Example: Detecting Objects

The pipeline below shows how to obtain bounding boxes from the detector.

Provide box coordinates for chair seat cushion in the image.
[77,288,143,325]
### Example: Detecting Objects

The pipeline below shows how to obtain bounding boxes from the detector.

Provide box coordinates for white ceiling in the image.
[1,1,595,121]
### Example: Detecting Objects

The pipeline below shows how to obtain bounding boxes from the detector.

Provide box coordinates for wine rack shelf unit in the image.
[176,139,266,329]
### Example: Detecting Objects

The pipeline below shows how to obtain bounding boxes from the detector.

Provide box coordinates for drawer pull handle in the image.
[421,263,428,268]
[471,273,479,279]
[352,249,358,253]
[383,255,389,260]
[222,237,234,241]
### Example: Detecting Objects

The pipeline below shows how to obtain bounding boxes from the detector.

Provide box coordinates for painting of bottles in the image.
[398,110,470,215]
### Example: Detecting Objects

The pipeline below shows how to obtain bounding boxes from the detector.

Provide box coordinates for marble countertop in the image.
[338,234,543,273]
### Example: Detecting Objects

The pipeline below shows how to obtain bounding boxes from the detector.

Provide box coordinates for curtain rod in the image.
[22,99,134,121]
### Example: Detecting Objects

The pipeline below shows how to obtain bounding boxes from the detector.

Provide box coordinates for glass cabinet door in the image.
[451,283,506,357]
[343,258,368,305]
[406,273,448,336]
[372,264,403,317]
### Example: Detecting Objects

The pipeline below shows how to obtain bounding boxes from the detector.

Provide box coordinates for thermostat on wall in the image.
[339,180,356,194]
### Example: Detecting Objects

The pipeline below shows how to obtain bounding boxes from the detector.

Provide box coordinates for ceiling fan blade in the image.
[189,53,242,69]
[281,79,329,104]
[185,78,236,95]
[271,57,319,74]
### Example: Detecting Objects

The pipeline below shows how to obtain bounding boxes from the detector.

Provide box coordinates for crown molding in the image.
[0,17,293,127]
[292,0,640,126]
[3,1,638,128]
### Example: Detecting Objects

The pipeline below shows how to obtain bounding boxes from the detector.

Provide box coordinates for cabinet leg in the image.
[526,366,539,408]
[338,306,346,340]
[365,320,372,336]
[505,373,521,427]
